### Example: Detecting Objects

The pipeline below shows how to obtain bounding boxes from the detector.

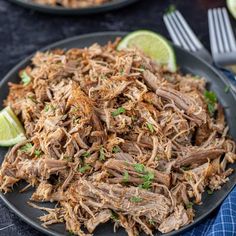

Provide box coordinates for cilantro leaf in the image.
[20,70,31,85]
[130,196,143,203]
[133,163,145,173]
[99,147,105,161]
[146,123,154,133]
[112,146,121,153]
[78,164,91,173]
[112,107,126,117]
[123,171,129,182]
[20,143,33,153]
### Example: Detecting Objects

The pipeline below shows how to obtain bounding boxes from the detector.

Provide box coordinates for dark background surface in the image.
[0,0,235,235]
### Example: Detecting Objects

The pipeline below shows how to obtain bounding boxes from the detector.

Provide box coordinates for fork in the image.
[163,10,213,63]
[163,10,236,93]
[208,8,236,67]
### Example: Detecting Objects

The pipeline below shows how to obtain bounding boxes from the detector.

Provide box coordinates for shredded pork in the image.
[0,39,236,236]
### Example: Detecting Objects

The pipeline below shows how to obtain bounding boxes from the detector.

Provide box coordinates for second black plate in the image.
[8,0,139,15]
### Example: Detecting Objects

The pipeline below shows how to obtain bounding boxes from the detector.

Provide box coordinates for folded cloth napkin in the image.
[184,68,236,236]
[184,187,236,236]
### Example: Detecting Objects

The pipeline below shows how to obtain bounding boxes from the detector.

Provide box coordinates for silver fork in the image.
[163,10,212,63]
[208,7,236,67]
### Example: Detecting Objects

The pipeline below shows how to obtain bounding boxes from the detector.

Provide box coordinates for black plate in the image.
[1,32,236,236]
[8,0,139,15]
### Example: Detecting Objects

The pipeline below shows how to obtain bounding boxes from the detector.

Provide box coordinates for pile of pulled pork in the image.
[32,0,110,8]
[1,39,236,236]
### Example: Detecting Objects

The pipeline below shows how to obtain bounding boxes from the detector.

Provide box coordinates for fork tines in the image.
[208,8,236,55]
[163,10,203,52]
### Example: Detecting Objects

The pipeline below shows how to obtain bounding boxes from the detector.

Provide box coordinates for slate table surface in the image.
[0,0,235,235]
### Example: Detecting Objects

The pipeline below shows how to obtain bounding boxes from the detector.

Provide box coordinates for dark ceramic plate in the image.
[8,0,139,15]
[1,32,236,236]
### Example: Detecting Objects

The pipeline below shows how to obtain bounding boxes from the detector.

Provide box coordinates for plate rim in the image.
[7,0,139,15]
[0,31,235,236]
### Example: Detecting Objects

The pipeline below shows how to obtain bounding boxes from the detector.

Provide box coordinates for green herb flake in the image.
[120,68,124,75]
[204,90,217,116]
[133,163,145,173]
[146,123,154,133]
[99,147,105,161]
[140,171,155,190]
[82,152,91,158]
[123,171,129,182]
[44,104,55,112]
[63,156,72,162]
[166,4,176,14]
[186,202,194,209]
[68,231,75,236]
[112,107,126,117]
[78,164,91,174]
[207,189,213,195]
[34,149,41,157]
[181,166,190,171]
[112,146,121,153]
[130,196,143,203]
[111,212,119,222]
[20,70,31,85]
[149,219,155,225]
[20,143,33,153]
[224,85,230,93]
[28,95,37,103]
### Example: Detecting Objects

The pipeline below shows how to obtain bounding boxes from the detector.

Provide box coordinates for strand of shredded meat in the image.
[0,39,236,236]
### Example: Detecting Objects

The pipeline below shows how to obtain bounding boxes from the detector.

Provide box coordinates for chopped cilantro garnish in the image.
[140,171,155,190]
[186,202,194,209]
[166,4,176,14]
[34,149,41,157]
[146,123,154,133]
[181,166,190,171]
[82,152,91,157]
[204,90,217,116]
[20,143,33,153]
[149,219,155,225]
[130,196,143,203]
[133,163,145,173]
[44,104,55,112]
[20,70,31,85]
[224,85,230,93]
[207,189,213,195]
[112,146,121,153]
[78,164,91,173]
[120,68,124,75]
[99,147,105,161]
[111,212,119,222]
[123,171,129,182]
[63,156,72,161]
[112,107,126,117]
[28,95,36,103]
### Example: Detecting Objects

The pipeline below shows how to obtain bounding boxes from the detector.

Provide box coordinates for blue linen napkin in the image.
[184,68,236,236]
[184,187,236,236]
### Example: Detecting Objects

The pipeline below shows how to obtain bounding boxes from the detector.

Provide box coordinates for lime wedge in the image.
[117,30,177,72]
[227,0,236,19]
[0,106,26,146]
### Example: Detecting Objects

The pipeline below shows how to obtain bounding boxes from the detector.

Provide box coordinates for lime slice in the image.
[117,30,177,72]
[0,106,26,146]
[227,0,236,19]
